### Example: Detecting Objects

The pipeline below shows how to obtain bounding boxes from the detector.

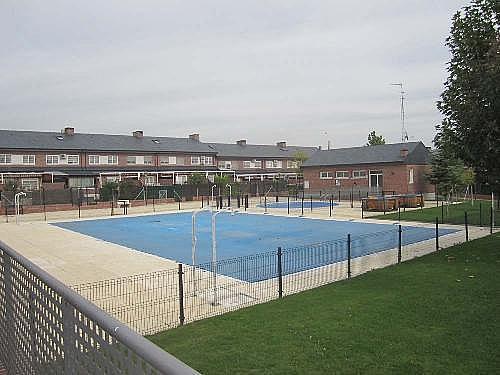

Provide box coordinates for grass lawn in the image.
[371,199,499,227]
[149,234,500,374]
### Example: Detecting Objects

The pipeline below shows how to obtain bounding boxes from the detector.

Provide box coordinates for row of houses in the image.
[0,127,434,195]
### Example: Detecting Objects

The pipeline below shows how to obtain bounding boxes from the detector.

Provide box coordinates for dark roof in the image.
[302,142,431,167]
[0,130,214,153]
[209,143,317,159]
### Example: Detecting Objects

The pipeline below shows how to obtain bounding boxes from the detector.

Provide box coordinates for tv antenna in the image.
[391,83,408,142]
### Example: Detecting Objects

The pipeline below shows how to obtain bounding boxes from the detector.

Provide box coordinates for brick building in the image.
[301,142,434,196]
[0,128,316,191]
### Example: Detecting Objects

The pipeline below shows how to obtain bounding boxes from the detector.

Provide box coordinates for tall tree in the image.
[436,0,500,190]
[366,131,386,146]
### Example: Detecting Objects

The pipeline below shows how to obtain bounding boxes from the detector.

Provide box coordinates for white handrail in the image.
[14,192,26,225]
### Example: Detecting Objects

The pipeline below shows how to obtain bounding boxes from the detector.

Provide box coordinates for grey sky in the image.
[0,0,468,148]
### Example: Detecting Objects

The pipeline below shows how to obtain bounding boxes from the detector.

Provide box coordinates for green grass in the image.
[372,199,498,227]
[149,234,500,374]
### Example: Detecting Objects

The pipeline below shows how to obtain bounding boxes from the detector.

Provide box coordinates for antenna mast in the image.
[391,83,408,142]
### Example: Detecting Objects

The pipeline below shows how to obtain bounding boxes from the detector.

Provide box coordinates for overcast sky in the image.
[1,0,468,148]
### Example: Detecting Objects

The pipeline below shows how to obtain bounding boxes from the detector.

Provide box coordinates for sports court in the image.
[53,211,457,281]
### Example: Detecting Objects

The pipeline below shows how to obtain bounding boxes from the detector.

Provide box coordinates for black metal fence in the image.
[72,222,469,336]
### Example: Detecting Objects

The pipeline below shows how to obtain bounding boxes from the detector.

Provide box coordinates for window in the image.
[218,160,232,170]
[0,154,12,164]
[108,155,118,164]
[353,170,367,179]
[160,156,177,165]
[201,156,213,166]
[320,171,333,179]
[191,156,200,165]
[409,168,414,184]
[144,175,156,186]
[176,175,188,184]
[88,155,99,165]
[144,156,153,165]
[22,155,35,165]
[68,177,94,188]
[287,160,299,169]
[265,160,282,169]
[21,178,39,191]
[336,171,350,179]
[46,155,59,165]
[67,155,79,165]
[127,156,137,165]
[243,160,262,169]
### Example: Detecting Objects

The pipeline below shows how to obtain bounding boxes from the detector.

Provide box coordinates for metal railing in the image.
[0,240,200,375]
[72,224,468,336]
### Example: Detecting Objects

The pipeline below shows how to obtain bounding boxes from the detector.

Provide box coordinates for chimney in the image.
[63,127,75,136]
[189,133,200,142]
[276,141,287,148]
[400,148,409,158]
[132,130,143,138]
[236,139,247,146]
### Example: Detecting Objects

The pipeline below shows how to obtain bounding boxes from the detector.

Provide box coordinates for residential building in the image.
[0,128,316,191]
[301,142,433,196]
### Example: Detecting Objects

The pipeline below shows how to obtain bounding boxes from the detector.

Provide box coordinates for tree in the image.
[366,131,386,146]
[292,151,309,170]
[187,173,207,186]
[427,148,468,201]
[435,0,500,191]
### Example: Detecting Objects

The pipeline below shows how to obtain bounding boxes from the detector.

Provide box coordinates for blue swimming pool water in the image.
[258,201,336,209]
[53,212,457,282]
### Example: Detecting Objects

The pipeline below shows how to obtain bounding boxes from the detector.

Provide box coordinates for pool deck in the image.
[0,198,494,286]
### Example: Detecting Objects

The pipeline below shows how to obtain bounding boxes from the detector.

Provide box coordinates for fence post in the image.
[361,199,364,219]
[264,196,268,214]
[276,195,279,203]
[310,195,313,212]
[78,194,81,219]
[465,211,469,242]
[329,196,332,217]
[435,217,439,251]
[301,195,304,216]
[491,206,494,235]
[237,195,241,208]
[227,195,231,208]
[287,195,290,215]
[245,194,248,210]
[277,247,283,298]
[347,234,351,279]
[441,201,444,224]
[479,202,482,226]
[42,187,47,221]
[398,205,401,222]
[338,190,341,202]
[178,264,185,326]
[398,225,402,263]
[219,196,223,210]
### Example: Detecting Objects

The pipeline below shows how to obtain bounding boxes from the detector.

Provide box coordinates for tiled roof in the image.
[302,142,430,166]
[0,130,214,153]
[208,143,317,159]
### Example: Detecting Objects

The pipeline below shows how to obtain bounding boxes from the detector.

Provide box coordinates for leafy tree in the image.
[427,149,468,200]
[435,0,500,191]
[99,182,118,201]
[366,131,386,146]
[187,173,207,186]
[2,179,20,193]
[292,151,309,171]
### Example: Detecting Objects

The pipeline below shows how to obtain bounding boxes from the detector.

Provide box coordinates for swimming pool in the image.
[53,212,457,282]
[257,200,336,209]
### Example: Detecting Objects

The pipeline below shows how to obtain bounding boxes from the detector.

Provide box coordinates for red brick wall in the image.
[303,163,433,194]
